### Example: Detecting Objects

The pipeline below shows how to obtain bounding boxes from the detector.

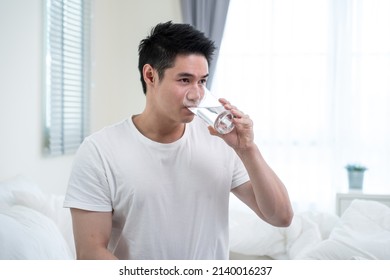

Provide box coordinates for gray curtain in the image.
[181,0,230,88]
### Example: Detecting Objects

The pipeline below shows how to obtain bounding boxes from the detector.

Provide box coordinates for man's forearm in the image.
[236,144,293,226]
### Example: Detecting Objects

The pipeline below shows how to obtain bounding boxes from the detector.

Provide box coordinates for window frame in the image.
[43,0,91,156]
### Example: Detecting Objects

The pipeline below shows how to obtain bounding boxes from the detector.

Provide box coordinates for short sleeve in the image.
[63,138,113,212]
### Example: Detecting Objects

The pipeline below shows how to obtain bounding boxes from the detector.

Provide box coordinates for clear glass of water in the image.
[183,86,235,134]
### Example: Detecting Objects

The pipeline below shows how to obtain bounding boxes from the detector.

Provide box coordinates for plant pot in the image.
[348,170,365,190]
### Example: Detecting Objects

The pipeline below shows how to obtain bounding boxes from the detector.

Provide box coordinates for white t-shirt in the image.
[64,116,249,259]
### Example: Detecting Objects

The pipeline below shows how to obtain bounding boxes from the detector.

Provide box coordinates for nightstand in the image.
[336,192,390,216]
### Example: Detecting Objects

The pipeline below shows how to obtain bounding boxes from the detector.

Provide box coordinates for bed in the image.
[229,194,390,260]
[1,176,389,260]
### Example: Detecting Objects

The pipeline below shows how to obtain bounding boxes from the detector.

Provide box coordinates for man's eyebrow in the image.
[177,72,209,79]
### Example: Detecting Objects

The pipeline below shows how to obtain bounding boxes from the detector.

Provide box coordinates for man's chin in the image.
[182,114,195,123]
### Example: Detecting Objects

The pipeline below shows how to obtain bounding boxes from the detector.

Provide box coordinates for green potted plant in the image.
[345,164,367,190]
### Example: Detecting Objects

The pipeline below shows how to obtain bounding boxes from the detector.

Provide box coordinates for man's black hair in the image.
[138,21,216,94]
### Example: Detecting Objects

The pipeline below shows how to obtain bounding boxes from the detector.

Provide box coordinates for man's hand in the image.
[208,98,255,153]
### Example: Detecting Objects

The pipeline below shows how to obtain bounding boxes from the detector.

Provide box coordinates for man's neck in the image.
[132,113,186,144]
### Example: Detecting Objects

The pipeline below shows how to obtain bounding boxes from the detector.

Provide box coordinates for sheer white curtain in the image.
[213,0,390,212]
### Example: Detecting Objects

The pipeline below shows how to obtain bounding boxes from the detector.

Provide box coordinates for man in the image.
[64,21,293,260]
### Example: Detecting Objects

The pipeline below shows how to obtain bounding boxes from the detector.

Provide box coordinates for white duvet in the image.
[229,195,390,260]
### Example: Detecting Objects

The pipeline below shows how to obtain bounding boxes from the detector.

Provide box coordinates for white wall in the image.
[90,0,182,132]
[0,0,182,194]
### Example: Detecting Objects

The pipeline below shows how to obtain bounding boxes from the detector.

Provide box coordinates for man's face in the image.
[153,54,209,124]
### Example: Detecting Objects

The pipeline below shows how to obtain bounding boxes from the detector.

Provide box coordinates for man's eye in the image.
[180,78,190,83]
[199,79,207,85]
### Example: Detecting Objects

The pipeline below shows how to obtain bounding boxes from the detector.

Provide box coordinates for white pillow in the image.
[296,200,390,260]
[0,205,74,259]
[0,176,41,206]
[12,190,75,257]
[229,196,341,259]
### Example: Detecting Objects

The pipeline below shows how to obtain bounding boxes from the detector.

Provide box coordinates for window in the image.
[44,0,91,155]
[213,0,390,211]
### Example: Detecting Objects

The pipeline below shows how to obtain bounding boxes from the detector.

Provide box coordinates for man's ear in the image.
[143,64,156,86]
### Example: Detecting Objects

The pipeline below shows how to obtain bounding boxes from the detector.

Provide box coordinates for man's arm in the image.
[231,145,293,227]
[210,98,294,227]
[70,208,117,259]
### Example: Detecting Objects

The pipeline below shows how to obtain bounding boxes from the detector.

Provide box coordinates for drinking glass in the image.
[183,86,235,134]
